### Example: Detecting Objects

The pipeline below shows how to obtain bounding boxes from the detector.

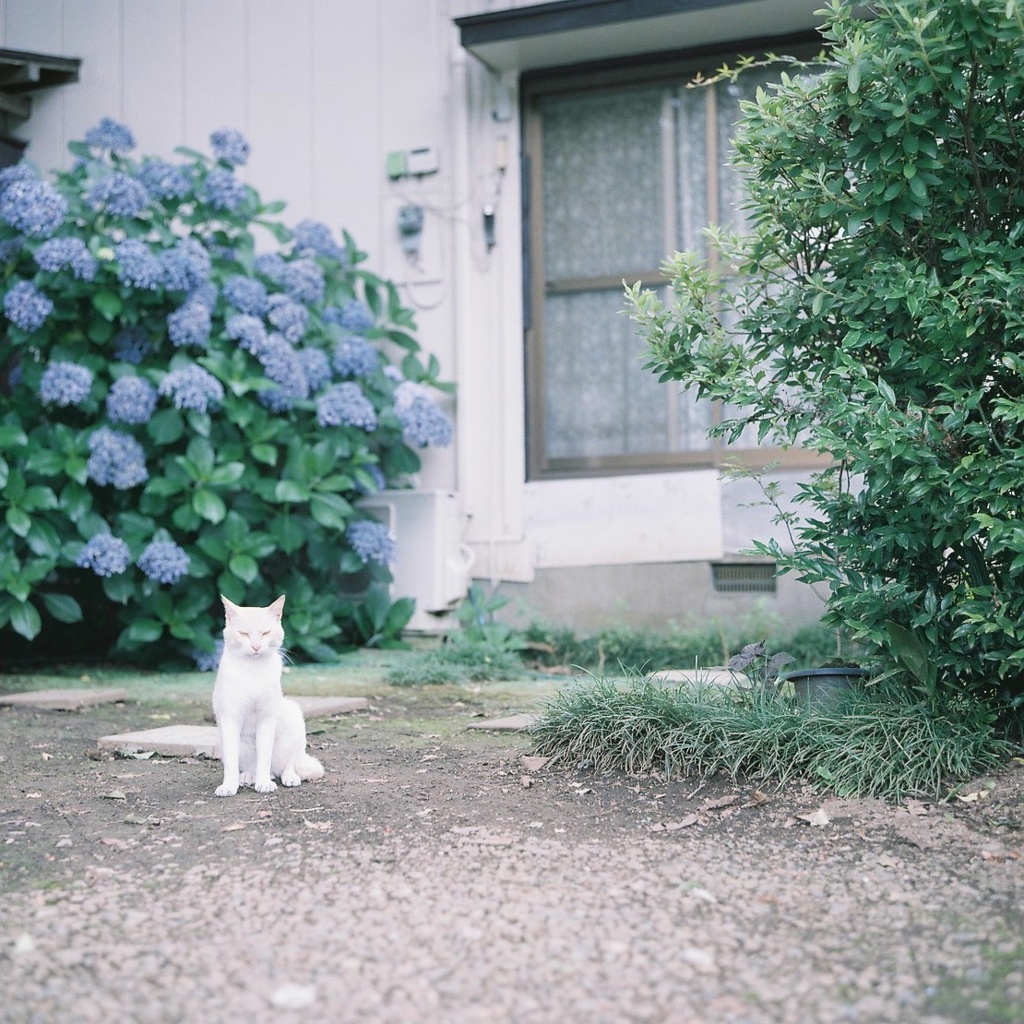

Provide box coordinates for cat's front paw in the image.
[280,769,301,788]
[254,778,278,794]
[239,771,255,787]
[215,782,239,798]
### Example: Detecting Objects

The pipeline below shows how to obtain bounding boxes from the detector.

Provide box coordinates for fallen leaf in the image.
[956,790,990,803]
[796,808,831,827]
[221,823,247,832]
[700,794,741,811]
[745,790,771,807]
[40,752,52,761]
[102,790,127,802]
[520,755,551,773]
[904,799,929,816]
[521,776,533,789]
[118,751,155,761]
[303,819,333,832]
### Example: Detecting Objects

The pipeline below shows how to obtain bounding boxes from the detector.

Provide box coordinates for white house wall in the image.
[3,0,787,623]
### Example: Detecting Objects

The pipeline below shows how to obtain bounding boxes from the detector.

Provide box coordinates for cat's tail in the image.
[296,751,325,781]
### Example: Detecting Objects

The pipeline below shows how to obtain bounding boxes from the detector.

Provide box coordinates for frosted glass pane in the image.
[543,289,711,460]
[541,86,666,280]
[673,87,709,257]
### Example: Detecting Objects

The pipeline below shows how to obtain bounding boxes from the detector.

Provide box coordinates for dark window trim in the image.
[522,32,824,481]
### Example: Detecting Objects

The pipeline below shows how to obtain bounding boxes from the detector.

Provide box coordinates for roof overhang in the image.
[455,0,827,72]
[0,47,81,134]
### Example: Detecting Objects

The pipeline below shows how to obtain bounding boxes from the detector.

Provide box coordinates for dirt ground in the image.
[2,672,1023,1023]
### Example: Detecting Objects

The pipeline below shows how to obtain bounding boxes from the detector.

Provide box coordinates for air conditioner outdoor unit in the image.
[357,489,474,633]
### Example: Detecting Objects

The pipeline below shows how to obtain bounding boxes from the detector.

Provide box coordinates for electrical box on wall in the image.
[386,146,439,180]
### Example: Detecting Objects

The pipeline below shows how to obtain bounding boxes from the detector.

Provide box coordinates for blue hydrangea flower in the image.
[333,298,375,334]
[33,236,97,280]
[4,280,53,331]
[347,519,395,566]
[394,381,454,447]
[267,293,308,343]
[106,375,157,424]
[138,540,191,585]
[0,164,34,195]
[333,335,379,378]
[254,252,287,282]
[158,364,224,413]
[39,360,93,406]
[0,176,68,238]
[189,281,219,310]
[87,427,148,489]
[292,219,345,261]
[191,642,223,672]
[160,237,212,292]
[225,313,268,355]
[257,334,309,411]
[297,347,331,392]
[279,258,325,305]
[201,168,247,212]
[210,128,250,167]
[139,159,191,201]
[316,382,378,431]
[87,172,150,218]
[223,275,269,317]
[167,298,212,349]
[113,326,153,364]
[84,118,136,154]
[115,239,163,290]
[76,534,132,577]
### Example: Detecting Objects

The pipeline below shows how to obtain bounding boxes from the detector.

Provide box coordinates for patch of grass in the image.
[529,674,1011,801]
[521,618,849,675]
[384,635,530,686]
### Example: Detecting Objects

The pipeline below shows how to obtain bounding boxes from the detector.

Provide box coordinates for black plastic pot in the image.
[783,667,869,707]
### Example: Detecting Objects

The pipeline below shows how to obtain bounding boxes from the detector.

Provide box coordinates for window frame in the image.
[521,35,824,481]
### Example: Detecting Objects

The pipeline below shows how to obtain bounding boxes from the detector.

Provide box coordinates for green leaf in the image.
[0,424,27,448]
[252,443,278,466]
[92,290,123,321]
[127,618,164,643]
[41,592,83,624]
[310,492,351,530]
[228,553,259,584]
[148,409,185,446]
[274,480,310,504]
[9,600,41,640]
[5,506,31,537]
[208,462,245,486]
[192,489,227,524]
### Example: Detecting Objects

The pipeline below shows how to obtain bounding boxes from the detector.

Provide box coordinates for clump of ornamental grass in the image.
[530,673,1011,802]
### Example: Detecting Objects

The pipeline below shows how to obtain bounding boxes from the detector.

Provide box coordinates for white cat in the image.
[212,594,324,797]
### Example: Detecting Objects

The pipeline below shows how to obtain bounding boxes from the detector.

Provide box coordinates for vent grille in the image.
[711,562,777,594]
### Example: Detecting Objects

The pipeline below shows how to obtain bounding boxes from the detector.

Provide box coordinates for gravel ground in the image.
[2,682,1023,1024]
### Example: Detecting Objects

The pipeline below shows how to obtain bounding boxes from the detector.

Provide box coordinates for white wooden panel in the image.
[60,0,122,147]
[245,0,313,221]
[309,0,380,252]
[182,0,246,160]
[4,0,69,173]
[122,1,184,157]
[3,0,63,52]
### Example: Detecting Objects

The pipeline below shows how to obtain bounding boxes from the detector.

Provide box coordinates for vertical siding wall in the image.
[1,0,457,489]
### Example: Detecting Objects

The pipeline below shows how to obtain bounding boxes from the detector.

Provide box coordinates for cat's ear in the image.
[268,594,286,620]
[221,595,241,621]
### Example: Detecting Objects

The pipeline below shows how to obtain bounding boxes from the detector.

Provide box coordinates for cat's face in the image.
[221,595,286,657]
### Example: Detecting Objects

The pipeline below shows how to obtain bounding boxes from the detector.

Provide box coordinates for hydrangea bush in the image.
[0,120,454,664]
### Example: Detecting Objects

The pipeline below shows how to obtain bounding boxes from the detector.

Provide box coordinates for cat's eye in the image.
[262,630,271,637]
[238,630,249,637]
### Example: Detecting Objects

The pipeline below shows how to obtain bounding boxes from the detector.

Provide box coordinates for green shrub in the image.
[0,120,452,665]
[628,0,1024,715]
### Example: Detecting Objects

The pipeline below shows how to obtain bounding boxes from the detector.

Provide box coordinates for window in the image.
[522,45,817,479]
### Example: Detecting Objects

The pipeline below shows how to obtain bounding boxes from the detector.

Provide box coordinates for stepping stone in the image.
[291,695,368,718]
[467,713,539,732]
[97,695,367,758]
[0,687,128,710]
[98,724,219,758]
